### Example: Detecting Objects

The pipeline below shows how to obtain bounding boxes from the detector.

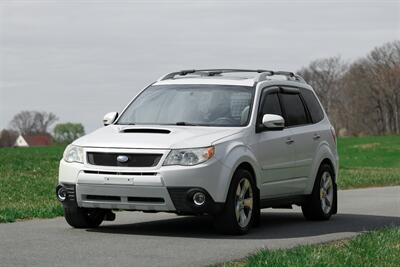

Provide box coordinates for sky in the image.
[1,0,399,133]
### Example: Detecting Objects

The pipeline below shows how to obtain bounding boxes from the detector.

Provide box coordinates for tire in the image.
[214,169,257,235]
[64,206,105,228]
[302,163,337,220]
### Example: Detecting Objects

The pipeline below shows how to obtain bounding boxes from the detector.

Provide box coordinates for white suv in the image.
[56,69,338,234]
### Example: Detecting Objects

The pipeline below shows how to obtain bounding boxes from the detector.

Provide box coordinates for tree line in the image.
[298,40,400,136]
[0,111,85,147]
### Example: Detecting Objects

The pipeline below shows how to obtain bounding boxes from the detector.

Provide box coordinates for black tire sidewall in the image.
[64,207,105,228]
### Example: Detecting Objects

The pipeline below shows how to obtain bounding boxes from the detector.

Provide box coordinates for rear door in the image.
[279,87,314,193]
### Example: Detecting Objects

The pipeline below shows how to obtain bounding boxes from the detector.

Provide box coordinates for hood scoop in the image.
[120,128,171,134]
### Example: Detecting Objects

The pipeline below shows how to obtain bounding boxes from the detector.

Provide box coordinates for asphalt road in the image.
[1,186,399,267]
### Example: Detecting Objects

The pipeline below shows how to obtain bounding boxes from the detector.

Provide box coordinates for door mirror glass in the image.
[103,112,118,126]
[262,114,285,130]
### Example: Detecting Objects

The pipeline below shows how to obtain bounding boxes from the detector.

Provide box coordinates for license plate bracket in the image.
[104,177,134,185]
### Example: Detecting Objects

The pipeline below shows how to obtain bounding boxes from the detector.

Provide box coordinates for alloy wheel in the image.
[320,171,333,214]
[235,178,253,228]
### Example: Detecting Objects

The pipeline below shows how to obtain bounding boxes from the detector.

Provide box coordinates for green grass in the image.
[220,227,400,267]
[0,135,399,223]
[338,135,400,189]
[0,146,66,222]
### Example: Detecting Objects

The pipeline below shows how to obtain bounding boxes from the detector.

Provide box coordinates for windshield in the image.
[117,84,255,127]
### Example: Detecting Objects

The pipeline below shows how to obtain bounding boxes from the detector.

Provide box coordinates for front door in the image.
[250,89,298,198]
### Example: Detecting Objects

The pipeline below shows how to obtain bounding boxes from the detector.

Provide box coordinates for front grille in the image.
[86,195,121,201]
[87,152,162,167]
[83,195,164,204]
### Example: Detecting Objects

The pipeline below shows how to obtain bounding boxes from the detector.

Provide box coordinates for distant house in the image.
[14,134,53,147]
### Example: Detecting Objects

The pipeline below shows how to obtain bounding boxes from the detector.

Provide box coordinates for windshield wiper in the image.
[174,122,199,126]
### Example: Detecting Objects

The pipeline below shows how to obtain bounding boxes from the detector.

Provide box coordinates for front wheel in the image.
[64,206,105,228]
[214,169,257,235]
[302,164,337,220]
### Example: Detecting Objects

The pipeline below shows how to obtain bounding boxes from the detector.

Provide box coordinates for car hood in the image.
[73,125,243,149]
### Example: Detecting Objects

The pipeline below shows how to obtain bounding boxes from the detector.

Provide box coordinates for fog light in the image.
[193,192,206,206]
[56,185,67,202]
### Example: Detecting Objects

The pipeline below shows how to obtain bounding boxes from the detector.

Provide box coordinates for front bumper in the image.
[57,183,223,215]
[58,149,229,214]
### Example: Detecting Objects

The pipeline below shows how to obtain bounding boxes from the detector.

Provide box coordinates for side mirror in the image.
[103,112,118,126]
[262,114,285,130]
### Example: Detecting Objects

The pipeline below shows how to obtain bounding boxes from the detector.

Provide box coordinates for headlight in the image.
[63,145,84,163]
[163,146,215,166]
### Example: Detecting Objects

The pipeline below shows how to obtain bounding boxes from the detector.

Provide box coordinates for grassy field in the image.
[220,227,400,267]
[337,135,400,188]
[0,135,399,223]
[0,145,65,223]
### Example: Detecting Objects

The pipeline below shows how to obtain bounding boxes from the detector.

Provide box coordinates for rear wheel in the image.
[302,164,337,220]
[64,206,105,228]
[214,169,257,235]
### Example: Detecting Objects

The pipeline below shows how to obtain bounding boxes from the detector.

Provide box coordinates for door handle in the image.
[313,134,321,140]
[286,137,294,144]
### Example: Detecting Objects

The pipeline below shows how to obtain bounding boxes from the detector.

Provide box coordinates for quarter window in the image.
[301,89,324,123]
[280,93,308,127]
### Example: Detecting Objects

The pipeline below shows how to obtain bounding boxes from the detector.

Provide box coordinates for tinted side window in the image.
[301,89,324,123]
[280,93,308,127]
[261,93,282,116]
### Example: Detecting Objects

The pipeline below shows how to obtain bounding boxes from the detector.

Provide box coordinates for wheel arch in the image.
[306,143,338,194]
[319,158,336,180]
[236,162,257,181]
[216,142,262,203]
[220,159,261,202]
[235,162,260,202]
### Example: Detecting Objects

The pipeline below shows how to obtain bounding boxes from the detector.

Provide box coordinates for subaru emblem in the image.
[117,155,129,163]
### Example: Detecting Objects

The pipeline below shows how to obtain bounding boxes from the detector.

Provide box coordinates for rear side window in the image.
[280,93,308,127]
[261,93,282,116]
[301,89,324,123]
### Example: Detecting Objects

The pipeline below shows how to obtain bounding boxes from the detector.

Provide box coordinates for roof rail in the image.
[157,69,305,83]
[158,69,267,81]
[256,71,305,83]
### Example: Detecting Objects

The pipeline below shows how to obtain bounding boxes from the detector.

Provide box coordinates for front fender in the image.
[215,141,262,202]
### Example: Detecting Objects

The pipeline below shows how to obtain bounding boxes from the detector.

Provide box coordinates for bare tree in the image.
[33,112,59,134]
[341,40,400,135]
[297,41,400,136]
[10,111,58,135]
[10,111,36,135]
[365,40,400,134]
[340,62,374,134]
